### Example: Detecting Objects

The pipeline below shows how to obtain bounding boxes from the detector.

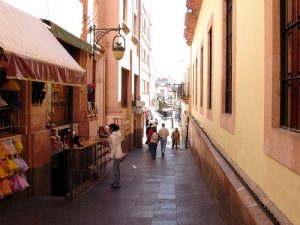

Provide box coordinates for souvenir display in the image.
[13,138,23,154]
[0,138,29,199]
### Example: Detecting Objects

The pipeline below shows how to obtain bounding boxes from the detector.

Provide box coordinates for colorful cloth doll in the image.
[10,175,17,192]
[13,138,23,154]
[14,174,29,191]
[6,140,17,155]
[0,140,17,155]
[0,164,9,179]
[0,142,10,155]
[0,153,9,178]
[14,157,29,171]
[5,158,20,173]
[0,179,13,196]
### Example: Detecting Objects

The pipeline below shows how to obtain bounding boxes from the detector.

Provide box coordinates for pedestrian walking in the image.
[171,127,180,149]
[158,123,169,157]
[146,123,154,151]
[149,126,159,160]
[107,123,123,189]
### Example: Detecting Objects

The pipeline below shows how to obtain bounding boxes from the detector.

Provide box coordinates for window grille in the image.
[280,0,300,131]
[225,0,233,113]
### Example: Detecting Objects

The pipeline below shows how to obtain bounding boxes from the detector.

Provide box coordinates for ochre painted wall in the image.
[189,0,300,224]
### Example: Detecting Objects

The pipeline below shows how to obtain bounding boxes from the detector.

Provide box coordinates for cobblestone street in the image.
[0,144,224,225]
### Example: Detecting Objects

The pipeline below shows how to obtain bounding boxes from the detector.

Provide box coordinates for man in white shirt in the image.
[158,123,169,157]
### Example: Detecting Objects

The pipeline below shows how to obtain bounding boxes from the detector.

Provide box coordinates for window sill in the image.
[207,108,213,121]
[220,112,235,134]
[264,125,300,175]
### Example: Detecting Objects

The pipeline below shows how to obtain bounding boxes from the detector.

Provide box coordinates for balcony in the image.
[177,83,189,103]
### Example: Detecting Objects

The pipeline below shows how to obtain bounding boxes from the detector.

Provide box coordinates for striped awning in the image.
[0,0,86,86]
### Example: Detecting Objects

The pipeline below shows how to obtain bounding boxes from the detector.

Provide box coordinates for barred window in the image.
[195,57,198,107]
[208,27,213,109]
[225,0,232,113]
[200,46,204,107]
[280,0,300,131]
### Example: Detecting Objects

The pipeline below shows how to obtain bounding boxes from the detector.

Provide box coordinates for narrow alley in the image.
[0,145,224,225]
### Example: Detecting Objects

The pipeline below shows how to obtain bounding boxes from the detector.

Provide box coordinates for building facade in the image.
[140,1,151,107]
[185,0,299,224]
[0,0,105,197]
[96,0,144,150]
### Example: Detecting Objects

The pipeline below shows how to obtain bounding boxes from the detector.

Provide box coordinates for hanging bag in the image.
[13,138,23,154]
[0,179,13,196]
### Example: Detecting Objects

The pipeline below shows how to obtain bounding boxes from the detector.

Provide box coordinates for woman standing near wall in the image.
[108,123,123,189]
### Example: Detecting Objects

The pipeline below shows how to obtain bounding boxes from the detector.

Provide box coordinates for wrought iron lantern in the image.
[89,25,126,60]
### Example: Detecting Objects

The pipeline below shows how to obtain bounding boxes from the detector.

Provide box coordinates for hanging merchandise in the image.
[0,79,21,91]
[0,164,8,179]
[13,156,29,171]
[5,158,20,174]
[0,138,29,200]
[0,179,13,196]
[13,138,23,154]
[0,140,17,155]
[0,152,9,179]
[10,174,29,192]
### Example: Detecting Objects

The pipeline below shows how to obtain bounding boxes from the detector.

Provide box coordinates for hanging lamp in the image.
[0,79,21,91]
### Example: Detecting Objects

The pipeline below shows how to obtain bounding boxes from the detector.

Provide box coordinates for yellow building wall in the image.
[189,0,300,224]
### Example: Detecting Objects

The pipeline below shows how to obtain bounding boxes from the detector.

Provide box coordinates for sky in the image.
[2,0,83,36]
[145,0,190,83]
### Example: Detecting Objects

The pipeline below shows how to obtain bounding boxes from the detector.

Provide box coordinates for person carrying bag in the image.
[149,126,159,160]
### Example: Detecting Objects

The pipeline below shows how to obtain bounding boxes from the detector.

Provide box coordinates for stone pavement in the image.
[0,145,224,225]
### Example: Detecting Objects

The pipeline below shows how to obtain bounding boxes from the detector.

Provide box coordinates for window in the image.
[208,27,213,109]
[135,0,138,10]
[144,19,147,34]
[160,89,165,100]
[193,65,195,106]
[0,75,20,133]
[200,46,204,107]
[134,75,139,101]
[134,14,138,36]
[142,80,146,93]
[121,69,129,107]
[225,0,233,113]
[51,84,72,124]
[280,0,300,131]
[195,57,198,107]
[147,82,150,94]
[123,0,128,22]
[264,0,300,175]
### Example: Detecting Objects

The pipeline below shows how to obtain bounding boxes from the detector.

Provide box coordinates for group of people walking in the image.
[146,122,181,160]
[99,119,181,190]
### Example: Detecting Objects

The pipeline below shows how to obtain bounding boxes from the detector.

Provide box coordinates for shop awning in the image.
[42,19,93,54]
[0,0,86,86]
